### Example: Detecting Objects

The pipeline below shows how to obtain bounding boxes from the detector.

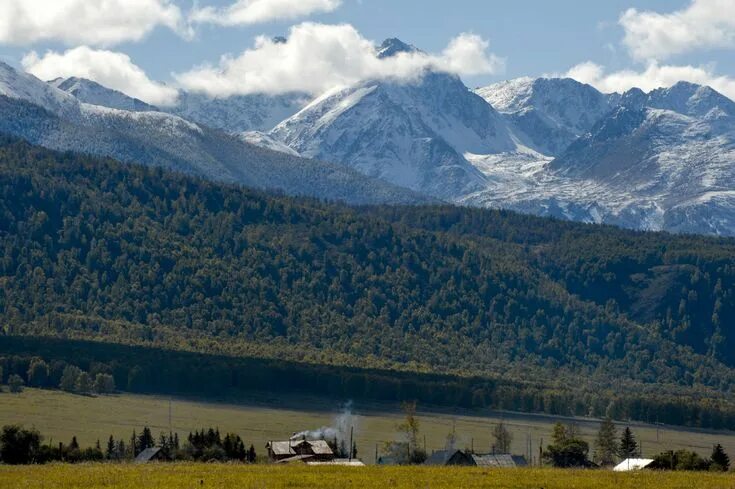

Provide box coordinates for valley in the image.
[3,388,734,465]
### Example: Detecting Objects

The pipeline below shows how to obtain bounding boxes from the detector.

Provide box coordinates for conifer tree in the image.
[619,427,638,459]
[710,444,730,471]
[106,435,115,459]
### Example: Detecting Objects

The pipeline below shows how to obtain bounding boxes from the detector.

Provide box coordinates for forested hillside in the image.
[2,135,735,428]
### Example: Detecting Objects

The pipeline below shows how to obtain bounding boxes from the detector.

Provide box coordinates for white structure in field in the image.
[613,458,654,471]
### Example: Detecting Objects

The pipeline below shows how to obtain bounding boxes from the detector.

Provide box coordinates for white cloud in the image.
[175,23,504,97]
[565,60,735,101]
[22,47,179,107]
[0,0,187,47]
[191,0,342,26]
[620,0,735,61]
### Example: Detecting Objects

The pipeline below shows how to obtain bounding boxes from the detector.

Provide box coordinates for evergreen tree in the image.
[710,444,730,471]
[138,427,154,451]
[492,422,512,453]
[619,427,638,459]
[116,440,126,460]
[248,444,256,463]
[593,417,617,466]
[131,430,138,457]
[106,435,116,460]
[69,436,79,451]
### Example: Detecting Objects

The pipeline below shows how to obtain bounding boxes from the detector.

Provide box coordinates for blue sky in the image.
[2,0,734,104]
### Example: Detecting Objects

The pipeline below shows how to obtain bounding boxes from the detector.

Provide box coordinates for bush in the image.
[76,372,92,394]
[94,373,116,394]
[8,374,24,393]
[59,365,81,392]
[0,425,41,464]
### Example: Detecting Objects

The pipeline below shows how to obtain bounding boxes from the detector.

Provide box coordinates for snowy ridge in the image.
[476,77,613,155]
[51,77,159,112]
[171,91,310,133]
[270,71,518,200]
[0,61,429,206]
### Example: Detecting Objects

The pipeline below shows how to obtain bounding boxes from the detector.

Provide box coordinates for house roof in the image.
[267,439,334,457]
[424,450,472,466]
[267,441,296,456]
[308,439,334,455]
[134,447,162,463]
[276,454,315,464]
[613,458,654,472]
[471,454,525,468]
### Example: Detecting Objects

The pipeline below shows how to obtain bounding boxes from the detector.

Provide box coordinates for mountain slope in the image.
[171,90,309,133]
[271,70,519,200]
[0,62,429,206]
[2,136,735,428]
[464,80,735,236]
[50,77,159,112]
[476,77,613,155]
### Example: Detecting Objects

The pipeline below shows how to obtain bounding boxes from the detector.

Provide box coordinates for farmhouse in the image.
[134,447,165,464]
[424,451,529,468]
[266,439,335,463]
[424,449,475,466]
[471,454,528,468]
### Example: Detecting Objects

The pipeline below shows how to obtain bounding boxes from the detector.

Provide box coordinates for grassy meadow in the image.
[2,388,735,465]
[1,464,734,489]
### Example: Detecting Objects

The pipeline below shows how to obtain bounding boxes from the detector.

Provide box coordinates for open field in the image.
[1,464,734,489]
[2,388,735,464]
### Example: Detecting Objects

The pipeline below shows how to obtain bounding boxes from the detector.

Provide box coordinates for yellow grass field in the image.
[1,463,734,489]
[2,388,735,464]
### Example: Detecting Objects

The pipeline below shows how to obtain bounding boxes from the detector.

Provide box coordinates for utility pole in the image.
[349,426,354,462]
[539,438,543,467]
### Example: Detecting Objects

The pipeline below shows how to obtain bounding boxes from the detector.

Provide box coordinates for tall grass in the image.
[0,464,732,489]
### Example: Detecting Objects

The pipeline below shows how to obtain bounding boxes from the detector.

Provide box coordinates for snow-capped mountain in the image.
[50,76,309,134]
[377,38,420,58]
[464,81,735,235]
[0,61,429,206]
[476,77,613,155]
[50,77,159,112]
[171,91,310,133]
[269,39,522,200]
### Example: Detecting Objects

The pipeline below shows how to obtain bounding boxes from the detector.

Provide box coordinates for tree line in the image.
[0,425,256,465]
[543,420,731,472]
[4,337,735,432]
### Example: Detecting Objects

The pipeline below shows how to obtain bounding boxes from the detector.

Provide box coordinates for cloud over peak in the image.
[175,23,504,97]
[22,47,179,107]
[565,60,735,101]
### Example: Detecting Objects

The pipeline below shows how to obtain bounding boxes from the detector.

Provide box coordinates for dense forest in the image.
[1,135,735,428]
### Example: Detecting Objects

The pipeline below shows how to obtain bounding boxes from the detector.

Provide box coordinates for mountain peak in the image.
[50,76,159,112]
[377,38,419,59]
